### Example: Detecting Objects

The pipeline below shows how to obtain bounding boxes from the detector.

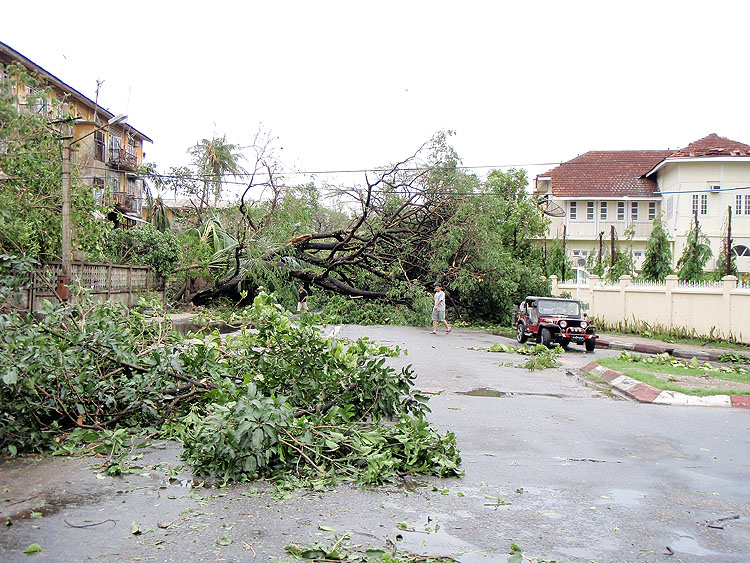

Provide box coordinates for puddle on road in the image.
[458,388,565,399]
[669,532,720,557]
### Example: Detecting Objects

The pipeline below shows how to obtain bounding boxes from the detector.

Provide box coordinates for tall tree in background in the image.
[640,215,673,281]
[189,136,246,207]
[676,214,712,281]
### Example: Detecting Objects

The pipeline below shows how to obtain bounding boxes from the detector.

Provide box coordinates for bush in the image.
[313,293,430,326]
[105,224,181,278]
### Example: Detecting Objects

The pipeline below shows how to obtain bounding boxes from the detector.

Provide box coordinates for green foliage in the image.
[546,239,571,281]
[604,226,635,282]
[598,352,750,396]
[485,342,563,370]
[640,215,673,281]
[713,231,738,281]
[188,135,245,205]
[595,316,748,348]
[182,294,461,483]
[676,216,712,281]
[0,293,460,484]
[105,224,181,278]
[316,293,429,326]
[0,64,110,261]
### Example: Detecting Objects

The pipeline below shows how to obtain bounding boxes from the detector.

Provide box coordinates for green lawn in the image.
[597,356,750,397]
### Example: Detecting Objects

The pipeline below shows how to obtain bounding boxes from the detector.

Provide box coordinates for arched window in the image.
[732,245,750,257]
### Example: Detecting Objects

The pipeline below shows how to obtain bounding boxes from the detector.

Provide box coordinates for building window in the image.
[633,250,643,260]
[666,197,673,219]
[746,194,750,215]
[94,130,105,161]
[569,201,577,220]
[109,129,122,154]
[110,176,120,194]
[733,245,750,257]
[587,201,594,220]
[737,195,744,215]
[600,201,608,220]
[617,201,625,221]
[701,193,708,215]
[692,194,699,216]
[93,177,104,203]
[631,202,639,221]
[648,201,656,220]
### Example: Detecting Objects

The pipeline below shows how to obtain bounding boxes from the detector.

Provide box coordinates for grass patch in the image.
[598,353,750,396]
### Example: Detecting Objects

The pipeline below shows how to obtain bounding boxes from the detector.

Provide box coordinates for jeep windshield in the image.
[537,299,580,317]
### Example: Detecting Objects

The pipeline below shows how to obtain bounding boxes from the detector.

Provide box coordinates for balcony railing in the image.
[108,147,138,171]
[110,191,142,213]
[564,220,654,239]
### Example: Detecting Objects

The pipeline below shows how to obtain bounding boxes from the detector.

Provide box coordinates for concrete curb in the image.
[596,338,732,362]
[580,362,750,409]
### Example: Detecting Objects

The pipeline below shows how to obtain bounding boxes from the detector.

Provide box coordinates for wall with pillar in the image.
[550,274,750,343]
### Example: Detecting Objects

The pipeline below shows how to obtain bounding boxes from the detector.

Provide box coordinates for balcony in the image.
[565,220,654,240]
[108,147,138,171]
[110,191,142,214]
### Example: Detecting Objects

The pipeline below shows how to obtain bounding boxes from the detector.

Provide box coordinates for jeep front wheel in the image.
[540,328,552,348]
[585,339,596,352]
[516,322,528,344]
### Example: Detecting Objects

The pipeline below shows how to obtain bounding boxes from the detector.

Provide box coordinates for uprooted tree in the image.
[174,132,549,323]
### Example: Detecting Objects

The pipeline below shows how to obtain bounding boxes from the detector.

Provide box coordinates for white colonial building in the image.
[536,134,750,275]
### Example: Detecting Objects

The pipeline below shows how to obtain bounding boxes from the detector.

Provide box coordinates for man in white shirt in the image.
[431,284,451,334]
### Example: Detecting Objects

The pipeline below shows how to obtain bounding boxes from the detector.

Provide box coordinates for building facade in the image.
[536,135,750,275]
[0,41,152,227]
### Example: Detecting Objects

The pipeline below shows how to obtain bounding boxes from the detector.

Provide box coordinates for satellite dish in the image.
[535,195,566,217]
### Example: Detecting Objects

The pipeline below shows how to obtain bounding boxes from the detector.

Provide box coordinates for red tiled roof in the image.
[540,151,672,198]
[669,133,750,158]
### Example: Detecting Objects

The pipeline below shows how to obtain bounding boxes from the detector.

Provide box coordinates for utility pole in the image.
[61,136,72,278]
[59,109,73,301]
[610,225,615,269]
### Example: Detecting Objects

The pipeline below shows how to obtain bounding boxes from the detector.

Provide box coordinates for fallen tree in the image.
[183,133,550,323]
[0,294,460,483]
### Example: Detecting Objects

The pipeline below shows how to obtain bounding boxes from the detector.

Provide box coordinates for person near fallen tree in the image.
[297,284,310,313]
[430,283,451,334]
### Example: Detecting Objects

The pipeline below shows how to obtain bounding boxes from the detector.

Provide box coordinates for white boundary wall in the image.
[550,274,750,344]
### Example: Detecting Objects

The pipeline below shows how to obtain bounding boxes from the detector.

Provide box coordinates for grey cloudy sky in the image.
[4,0,750,191]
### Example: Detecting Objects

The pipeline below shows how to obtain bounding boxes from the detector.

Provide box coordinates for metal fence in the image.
[7,261,164,313]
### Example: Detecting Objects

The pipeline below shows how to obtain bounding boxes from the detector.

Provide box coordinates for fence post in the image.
[665,274,678,330]
[722,275,738,340]
[619,275,632,324]
[550,275,558,295]
[127,266,133,307]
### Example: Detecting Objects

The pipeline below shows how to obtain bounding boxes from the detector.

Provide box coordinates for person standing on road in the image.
[430,283,451,334]
[297,284,310,313]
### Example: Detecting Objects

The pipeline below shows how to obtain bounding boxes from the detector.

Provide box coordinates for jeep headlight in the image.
[559,320,567,329]
[581,321,588,329]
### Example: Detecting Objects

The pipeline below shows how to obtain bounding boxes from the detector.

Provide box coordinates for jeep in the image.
[513,296,597,351]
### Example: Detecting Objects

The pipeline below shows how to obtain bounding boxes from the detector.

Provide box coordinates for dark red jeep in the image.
[513,296,597,351]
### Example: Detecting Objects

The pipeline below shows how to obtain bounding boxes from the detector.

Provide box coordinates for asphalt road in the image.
[0,325,748,562]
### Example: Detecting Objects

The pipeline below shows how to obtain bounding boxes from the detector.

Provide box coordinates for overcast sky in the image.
[4,1,750,193]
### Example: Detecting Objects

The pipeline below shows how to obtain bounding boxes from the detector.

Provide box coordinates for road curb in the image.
[596,338,730,362]
[580,362,749,408]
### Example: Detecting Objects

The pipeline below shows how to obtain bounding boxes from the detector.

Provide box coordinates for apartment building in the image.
[0,41,152,227]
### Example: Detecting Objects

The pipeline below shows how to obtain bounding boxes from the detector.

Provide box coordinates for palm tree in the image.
[189,136,245,207]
